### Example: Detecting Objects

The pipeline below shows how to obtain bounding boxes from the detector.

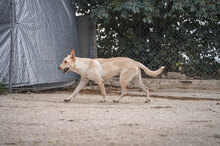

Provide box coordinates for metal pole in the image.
[9,0,15,93]
[89,19,97,59]
[89,1,97,59]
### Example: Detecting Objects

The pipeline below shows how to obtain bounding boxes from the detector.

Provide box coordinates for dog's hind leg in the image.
[113,79,127,103]
[64,77,88,102]
[97,79,106,102]
[113,65,138,103]
[133,70,150,103]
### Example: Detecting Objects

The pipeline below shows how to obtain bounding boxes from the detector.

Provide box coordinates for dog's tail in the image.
[136,62,165,77]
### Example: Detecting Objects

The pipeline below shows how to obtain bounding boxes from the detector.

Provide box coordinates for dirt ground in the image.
[0,89,220,146]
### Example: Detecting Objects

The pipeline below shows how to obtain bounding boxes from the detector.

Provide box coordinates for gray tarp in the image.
[0,0,79,87]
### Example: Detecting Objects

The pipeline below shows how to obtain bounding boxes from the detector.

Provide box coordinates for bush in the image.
[0,83,7,95]
[73,0,220,78]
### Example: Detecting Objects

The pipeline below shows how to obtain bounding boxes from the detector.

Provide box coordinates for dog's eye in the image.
[64,60,67,63]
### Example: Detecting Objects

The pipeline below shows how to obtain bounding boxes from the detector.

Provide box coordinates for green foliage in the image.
[0,75,7,94]
[0,83,7,95]
[73,0,220,78]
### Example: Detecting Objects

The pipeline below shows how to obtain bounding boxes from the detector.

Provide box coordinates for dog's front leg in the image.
[97,79,106,102]
[64,77,88,102]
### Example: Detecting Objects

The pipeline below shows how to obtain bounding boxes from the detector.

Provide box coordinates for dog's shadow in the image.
[63,96,151,106]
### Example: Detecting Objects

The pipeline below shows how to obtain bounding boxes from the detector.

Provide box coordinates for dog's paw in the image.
[113,99,119,103]
[99,100,106,103]
[144,99,150,103]
[64,98,71,102]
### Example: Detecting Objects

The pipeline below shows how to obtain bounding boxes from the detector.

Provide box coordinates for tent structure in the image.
[0,0,80,90]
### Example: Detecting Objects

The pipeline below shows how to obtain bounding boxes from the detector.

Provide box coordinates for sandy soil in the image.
[0,91,220,146]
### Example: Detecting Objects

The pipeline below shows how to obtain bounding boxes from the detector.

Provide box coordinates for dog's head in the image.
[58,49,76,74]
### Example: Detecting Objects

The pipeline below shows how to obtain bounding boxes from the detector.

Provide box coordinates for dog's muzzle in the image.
[58,66,69,74]
[62,67,70,74]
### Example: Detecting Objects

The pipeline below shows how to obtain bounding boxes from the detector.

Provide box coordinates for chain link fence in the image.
[95,16,219,80]
[72,0,219,80]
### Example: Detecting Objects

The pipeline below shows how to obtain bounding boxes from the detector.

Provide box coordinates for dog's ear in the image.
[70,49,76,61]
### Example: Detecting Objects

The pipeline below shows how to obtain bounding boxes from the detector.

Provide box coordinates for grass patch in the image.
[0,83,7,95]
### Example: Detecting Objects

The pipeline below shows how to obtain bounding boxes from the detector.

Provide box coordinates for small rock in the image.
[161,74,166,79]
[167,72,186,79]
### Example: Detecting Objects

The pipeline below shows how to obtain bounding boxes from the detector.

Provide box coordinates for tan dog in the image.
[58,49,164,103]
